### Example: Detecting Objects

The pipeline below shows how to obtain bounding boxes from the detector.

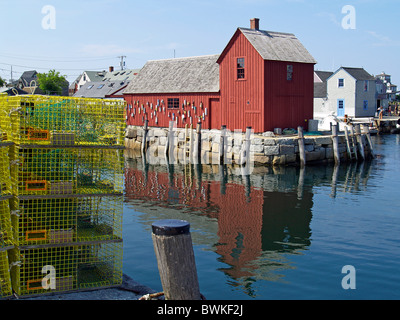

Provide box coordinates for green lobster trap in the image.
[0,95,125,147]
[0,249,13,298]
[11,196,123,246]
[9,240,123,297]
[10,146,124,196]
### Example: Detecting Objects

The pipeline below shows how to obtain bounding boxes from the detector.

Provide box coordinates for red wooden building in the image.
[124,18,316,133]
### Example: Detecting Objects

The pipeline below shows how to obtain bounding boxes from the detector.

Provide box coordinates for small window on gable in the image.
[287,65,293,81]
[363,100,368,110]
[364,80,369,92]
[338,79,345,88]
[168,98,179,109]
[237,58,245,79]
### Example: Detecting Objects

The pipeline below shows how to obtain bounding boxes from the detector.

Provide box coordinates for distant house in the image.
[103,66,140,82]
[375,72,398,108]
[124,18,316,133]
[70,67,140,96]
[74,70,107,93]
[375,77,389,111]
[313,71,333,119]
[10,70,69,96]
[73,80,131,99]
[326,67,376,118]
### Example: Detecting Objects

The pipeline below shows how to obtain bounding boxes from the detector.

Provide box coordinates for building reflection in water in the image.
[124,150,373,292]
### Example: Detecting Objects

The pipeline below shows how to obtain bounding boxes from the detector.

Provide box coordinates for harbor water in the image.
[122,134,400,300]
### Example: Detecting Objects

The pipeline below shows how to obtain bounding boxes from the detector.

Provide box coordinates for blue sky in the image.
[0,0,399,85]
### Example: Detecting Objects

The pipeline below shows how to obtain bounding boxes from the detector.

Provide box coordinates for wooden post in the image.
[332,124,340,165]
[219,125,226,165]
[194,122,202,164]
[165,121,174,162]
[189,124,193,162]
[141,120,149,154]
[344,126,352,160]
[152,219,201,300]
[355,124,365,160]
[362,124,374,158]
[297,126,306,167]
[240,127,252,166]
[350,125,358,161]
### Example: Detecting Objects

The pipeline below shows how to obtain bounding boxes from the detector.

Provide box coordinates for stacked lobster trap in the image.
[0,94,125,298]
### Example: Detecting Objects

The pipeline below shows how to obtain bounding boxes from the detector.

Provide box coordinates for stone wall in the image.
[125,125,372,166]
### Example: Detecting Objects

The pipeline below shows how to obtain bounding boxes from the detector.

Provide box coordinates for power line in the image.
[0,62,109,71]
[0,53,117,63]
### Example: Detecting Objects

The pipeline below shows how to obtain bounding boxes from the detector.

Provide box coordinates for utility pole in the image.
[118,56,126,71]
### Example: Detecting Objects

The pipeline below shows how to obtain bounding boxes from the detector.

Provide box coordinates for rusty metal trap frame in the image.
[0,199,14,249]
[0,250,13,298]
[8,240,123,297]
[0,95,126,147]
[10,195,123,246]
[10,146,124,196]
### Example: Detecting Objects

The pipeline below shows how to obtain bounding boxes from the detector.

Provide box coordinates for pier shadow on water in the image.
[123,152,375,298]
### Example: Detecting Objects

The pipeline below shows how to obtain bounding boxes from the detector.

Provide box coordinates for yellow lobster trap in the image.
[0,199,14,249]
[0,144,12,199]
[0,249,13,298]
[10,146,124,196]
[0,95,125,147]
[8,240,123,297]
[11,196,123,246]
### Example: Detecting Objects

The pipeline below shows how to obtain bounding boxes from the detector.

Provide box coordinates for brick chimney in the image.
[109,66,114,72]
[250,18,259,30]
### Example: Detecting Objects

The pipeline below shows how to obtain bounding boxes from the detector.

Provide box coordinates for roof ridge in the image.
[147,54,220,63]
[239,27,295,36]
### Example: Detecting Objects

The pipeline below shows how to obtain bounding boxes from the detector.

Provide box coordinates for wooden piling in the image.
[152,219,201,300]
[219,125,226,165]
[240,127,252,166]
[189,124,193,161]
[332,124,340,165]
[297,126,306,167]
[195,122,202,164]
[141,120,149,154]
[355,124,365,160]
[344,126,353,160]
[350,125,358,161]
[362,124,374,158]
[165,121,174,162]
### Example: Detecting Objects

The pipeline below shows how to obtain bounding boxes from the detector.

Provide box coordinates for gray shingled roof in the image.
[315,71,333,82]
[123,55,220,94]
[238,28,317,64]
[341,67,375,80]
[314,71,333,98]
[74,80,129,98]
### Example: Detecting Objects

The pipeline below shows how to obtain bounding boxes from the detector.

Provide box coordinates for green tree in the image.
[0,76,6,87]
[37,69,67,95]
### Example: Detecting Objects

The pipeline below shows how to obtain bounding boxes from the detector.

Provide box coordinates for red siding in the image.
[218,31,265,133]
[264,61,314,132]
[124,93,219,129]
